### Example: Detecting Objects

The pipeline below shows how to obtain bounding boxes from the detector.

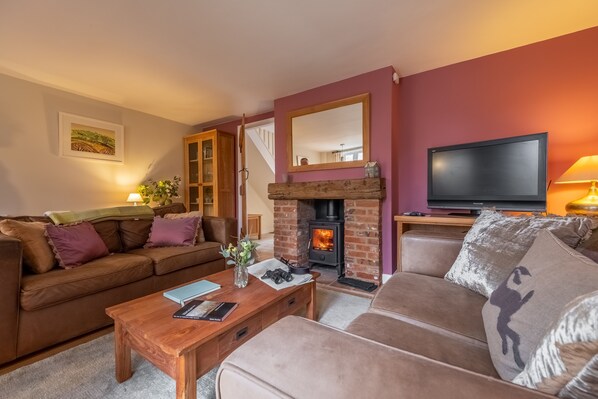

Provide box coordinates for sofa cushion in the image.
[445,210,593,297]
[20,253,153,311]
[400,230,466,277]
[128,241,222,276]
[119,219,153,250]
[0,219,56,274]
[145,216,200,248]
[217,316,549,399]
[164,211,205,243]
[482,230,598,381]
[45,222,110,268]
[512,291,598,396]
[346,312,499,377]
[370,272,488,345]
[92,220,122,253]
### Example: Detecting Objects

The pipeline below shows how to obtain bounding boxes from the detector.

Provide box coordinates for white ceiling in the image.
[1,1,597,126]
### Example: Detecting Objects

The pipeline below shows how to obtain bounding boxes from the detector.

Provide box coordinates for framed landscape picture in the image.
[59,112,124,163]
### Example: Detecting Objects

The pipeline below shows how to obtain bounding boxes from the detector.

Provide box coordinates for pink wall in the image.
[274,66,399,278]
[398,27,598,216]
[198,27,598,276]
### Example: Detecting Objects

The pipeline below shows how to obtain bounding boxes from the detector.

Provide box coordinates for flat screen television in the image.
[427,132,547,214]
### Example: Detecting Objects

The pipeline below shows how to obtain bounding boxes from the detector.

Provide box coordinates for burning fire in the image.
[312,228,334,252]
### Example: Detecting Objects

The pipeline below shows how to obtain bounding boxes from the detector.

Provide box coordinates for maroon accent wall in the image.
[397,27,598,216]
[274,66,399,278]
[198,27,598,276]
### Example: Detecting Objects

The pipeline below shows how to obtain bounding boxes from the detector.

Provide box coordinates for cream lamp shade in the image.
[554,155,598,216]
[126,193,143,206]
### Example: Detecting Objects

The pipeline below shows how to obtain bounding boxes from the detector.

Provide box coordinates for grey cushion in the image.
[445,210,593,297]
[512,291,598,397]
[482,230,598,381]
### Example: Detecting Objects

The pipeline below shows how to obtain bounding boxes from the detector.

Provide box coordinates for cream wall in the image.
[0,73,193,215]
[246,137,274,234]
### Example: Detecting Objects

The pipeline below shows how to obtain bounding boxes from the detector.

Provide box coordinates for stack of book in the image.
[163,279,221,306]
[164,279,237,321]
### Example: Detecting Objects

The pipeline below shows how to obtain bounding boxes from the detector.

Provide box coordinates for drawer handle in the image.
[235,326,249,341]
[287,297,296,306]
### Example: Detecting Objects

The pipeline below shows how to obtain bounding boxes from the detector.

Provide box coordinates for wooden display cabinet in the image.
[183,129,235,218]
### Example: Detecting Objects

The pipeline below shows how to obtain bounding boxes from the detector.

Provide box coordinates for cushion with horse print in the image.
[512,291,598,397]
[445,210,592,297]
[482,229,598,381]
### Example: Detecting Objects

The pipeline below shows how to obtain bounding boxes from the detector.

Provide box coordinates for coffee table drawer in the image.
[278,284,311,318]
[218,313,262,357]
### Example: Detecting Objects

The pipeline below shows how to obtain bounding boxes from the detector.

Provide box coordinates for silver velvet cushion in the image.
[445,210,592,297]
[512,290,598,397]
[561,353,598,399]
[482,230,598,381]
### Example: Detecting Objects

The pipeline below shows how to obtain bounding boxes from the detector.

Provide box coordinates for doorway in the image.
[237,118,275,258]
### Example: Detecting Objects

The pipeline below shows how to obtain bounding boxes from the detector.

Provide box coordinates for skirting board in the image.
[382,274,391,284]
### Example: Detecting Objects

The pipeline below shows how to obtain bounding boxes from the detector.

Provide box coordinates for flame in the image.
[312,228,334,252]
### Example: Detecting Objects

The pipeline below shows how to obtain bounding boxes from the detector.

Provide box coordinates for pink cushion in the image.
[145,216,200,248]
[45,222,110,268]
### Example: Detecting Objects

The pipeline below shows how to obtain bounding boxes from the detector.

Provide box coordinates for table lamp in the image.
[554,155,598,216]
[126,193,143,206]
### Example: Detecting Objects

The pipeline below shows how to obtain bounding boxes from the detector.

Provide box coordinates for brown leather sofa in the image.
[215,230,562,398]
[0,205,236,366]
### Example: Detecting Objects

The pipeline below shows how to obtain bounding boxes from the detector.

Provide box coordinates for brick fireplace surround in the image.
[267,178,385,283]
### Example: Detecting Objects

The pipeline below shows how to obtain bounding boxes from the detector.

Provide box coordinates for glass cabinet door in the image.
[202,185,214,216]
[200,137,214,215]
[187,141,200,211]
[188,142,199,184]
[201,138,214,183]
[188,186,200,212]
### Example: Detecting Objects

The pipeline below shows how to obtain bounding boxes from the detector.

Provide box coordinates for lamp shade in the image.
[126,193,143,203]
[555,155,598,184]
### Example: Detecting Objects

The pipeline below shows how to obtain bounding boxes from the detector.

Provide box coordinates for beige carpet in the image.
[0,288,370,399]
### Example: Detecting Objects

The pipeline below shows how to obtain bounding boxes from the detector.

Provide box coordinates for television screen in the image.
[427,133,547,213]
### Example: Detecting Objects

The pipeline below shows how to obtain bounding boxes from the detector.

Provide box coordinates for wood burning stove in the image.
[308,199,344,276]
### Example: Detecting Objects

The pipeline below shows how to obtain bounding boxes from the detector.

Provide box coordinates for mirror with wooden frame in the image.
[286,93,370,172]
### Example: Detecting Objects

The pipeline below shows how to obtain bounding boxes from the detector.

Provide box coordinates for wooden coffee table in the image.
[106,268,319,399]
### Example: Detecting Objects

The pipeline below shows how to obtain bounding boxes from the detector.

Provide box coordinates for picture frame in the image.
[59,112,124,163]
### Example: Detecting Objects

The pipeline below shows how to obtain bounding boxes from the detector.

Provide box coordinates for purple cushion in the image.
[45,222,110,268]
[145,216,200,248]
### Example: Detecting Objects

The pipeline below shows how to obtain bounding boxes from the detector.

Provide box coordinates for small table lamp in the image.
[126,193,143,206]
[554,155,598,216]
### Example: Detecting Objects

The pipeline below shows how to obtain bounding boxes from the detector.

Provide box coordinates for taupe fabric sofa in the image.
[0,204,236,366]
[215,230,558,398]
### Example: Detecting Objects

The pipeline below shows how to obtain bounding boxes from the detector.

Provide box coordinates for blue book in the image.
[163,280,221,306]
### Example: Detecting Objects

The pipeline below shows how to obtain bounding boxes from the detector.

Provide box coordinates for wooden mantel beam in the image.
[267,178,385,200]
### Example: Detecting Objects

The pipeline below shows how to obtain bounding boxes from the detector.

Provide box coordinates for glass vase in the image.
[234,263,249,288]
